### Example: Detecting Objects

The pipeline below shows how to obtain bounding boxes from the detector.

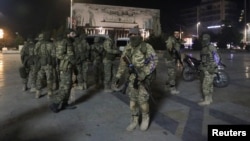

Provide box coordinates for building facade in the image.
[180,0,241,38]
[71,3,161,38]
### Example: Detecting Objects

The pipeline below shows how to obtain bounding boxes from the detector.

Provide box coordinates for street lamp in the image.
[0,29,3,39]
[245,23,249,44]
[197,22,200,39]
[70,0,73,29]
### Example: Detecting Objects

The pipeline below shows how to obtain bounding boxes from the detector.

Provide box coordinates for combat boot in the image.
[22,84,28,91]
[62,102,77,110]
[29,84,36,92]
[126,115,139,131]
[35,90,41,99]
[49,102,61,113]
[76,83,84,90]
[198,96,211,106]
[47,90,53,99]
[140,113,150,131]
[208,95,213,103]
[170,87,180,95]
[83,82,87,90]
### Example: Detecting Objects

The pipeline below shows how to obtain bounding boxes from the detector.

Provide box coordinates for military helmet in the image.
[128,27,140,36]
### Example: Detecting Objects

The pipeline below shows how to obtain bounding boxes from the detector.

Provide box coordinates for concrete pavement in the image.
[0,50,250,141]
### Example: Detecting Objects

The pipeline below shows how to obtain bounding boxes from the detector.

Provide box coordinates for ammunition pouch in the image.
[200,53,209,64]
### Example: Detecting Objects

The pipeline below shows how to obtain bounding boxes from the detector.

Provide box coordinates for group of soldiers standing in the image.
[20,29,120,112]
[19,26,218,131]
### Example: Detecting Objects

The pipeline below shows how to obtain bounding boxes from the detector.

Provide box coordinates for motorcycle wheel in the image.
[213,70,230,88]
[182,66,196,81]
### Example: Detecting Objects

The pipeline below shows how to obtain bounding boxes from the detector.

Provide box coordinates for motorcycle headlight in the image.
[218,65,224,70]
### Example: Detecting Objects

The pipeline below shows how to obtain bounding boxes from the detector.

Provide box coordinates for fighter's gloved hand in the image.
[128,64,135,74]
[115,77,120,86]
[111,77,120,92]
[137,71,146,81]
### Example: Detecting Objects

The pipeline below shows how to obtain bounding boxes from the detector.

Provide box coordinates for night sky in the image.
[0,0,245,38]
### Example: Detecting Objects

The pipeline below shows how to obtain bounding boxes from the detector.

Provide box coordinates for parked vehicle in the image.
[116,37,129,52]
[85,34,109,45]
[182,54,230,88]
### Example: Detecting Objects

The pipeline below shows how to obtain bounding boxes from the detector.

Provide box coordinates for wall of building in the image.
[180,0,240,38]
[71,3,161,37]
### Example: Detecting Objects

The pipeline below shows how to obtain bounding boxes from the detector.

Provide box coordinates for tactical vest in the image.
[164,37,181,61]
[74,39,88,62]
[37,41,53,66]
[200,45,215,65]
[55,39,72,71]
[200,44,219,74]
[27,43,35,56]
[92,43,104,61]
[125,42,156,82]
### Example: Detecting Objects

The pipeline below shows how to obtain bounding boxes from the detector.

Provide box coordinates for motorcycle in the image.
[182,54,230,88]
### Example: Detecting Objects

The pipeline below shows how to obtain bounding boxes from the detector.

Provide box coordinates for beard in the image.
[130,36,142,47]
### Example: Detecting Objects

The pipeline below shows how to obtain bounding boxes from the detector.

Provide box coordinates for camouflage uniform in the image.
[199,34,219,106]
[102,37,120,92]
[49,30,77,113]
[164,31,182,95]
[19,38,37,92]
[90,37,104,88]
[114,27,158,131]
[34,33,56,99]
[73,34,90,90]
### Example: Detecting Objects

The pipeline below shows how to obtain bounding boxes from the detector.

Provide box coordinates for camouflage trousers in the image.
[22,65,37,87]
[165,60,177,86]
[36,65,53,91]
[201,70,214,96]
[103,59,118,87]
[75,62,89,84]
[93,60,104,84]
[53,69,73,104]
[127,74,149,104]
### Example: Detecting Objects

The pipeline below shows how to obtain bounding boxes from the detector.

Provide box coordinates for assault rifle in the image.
[121,55,156,104]
[171,47,183,66]
[122,55,139,89]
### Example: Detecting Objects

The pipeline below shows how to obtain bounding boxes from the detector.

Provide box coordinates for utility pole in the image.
[70,0,73,29]
[244,0,247,43]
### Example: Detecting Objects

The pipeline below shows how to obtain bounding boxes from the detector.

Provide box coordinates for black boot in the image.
[62,103,77,110]
[49,103,61,113]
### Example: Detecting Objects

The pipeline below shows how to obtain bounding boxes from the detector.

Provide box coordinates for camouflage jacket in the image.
[34,40,55,66]
[103,38,120,61]
[20,41,35,64]
[90,42,104,62]
[164,36,181,61]
[54,38,74,71]
[116,41,158,81]
[200,44,219,73]
[73,37,90,63]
